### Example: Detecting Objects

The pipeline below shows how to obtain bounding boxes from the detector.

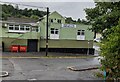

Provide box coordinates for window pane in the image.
[36,28,39,32]
[20,26,24,30]
[15,25,19,27]
[9,25,13,27]
[81,31,85,35]
[26,26,30,28]
[57,19,61,23]
[26,28,30,31]
[77,32,80,35]
[20,27,24,30]
[50,19,53,23]
[81,30,85,35]
[15,27,19,30]
[78,30,81,32]
[51,28,54,30]
[51,30,54,34]
[55,31,58,34]
[9,27,13,30]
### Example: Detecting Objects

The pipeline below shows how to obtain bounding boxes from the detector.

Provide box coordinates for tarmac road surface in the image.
[2,56,102,80]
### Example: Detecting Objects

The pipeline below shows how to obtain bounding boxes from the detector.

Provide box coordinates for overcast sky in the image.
[1,0,95,20]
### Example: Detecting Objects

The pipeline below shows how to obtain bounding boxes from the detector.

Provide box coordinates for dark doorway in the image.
[2,42,4,52]
[27,39,38,52]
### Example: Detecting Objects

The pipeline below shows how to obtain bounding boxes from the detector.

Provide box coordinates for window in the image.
[15,25,19,30]
[36,28,39,32]
[55,30,58,34]
[77,32,80,35]
[50,28,59,34]
[51,28,54,34]
[50,28,59,39]
[51,30,54,34]
[77,30,85,35]
[9,27,14,30]
[26,28,30,31]
[8,24,31,33]
[50,19,53,23]
[77,30,85,40]
[25,26,30,31]
[9,25,14,30]
[81,30,85,35]
[20,26,24,30]
[57,19,61,23]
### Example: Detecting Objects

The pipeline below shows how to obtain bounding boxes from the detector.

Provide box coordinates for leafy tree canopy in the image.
[85,1,120,79]
[85,2,120,38]
[100,19,120,79]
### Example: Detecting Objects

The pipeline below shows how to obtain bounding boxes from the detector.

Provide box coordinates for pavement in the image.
[1,52,96,58]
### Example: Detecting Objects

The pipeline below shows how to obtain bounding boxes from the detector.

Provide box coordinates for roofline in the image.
[41,11,65,20]
[1,21,38,26]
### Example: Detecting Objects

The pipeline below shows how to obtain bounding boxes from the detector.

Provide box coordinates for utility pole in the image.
[46,7,49,56]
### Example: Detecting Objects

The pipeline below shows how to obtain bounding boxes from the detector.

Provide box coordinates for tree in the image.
[100,20,120,79]
[85,2,120,38]
[77,18,81,23]
[65,17,73,23]
[1,4,47,20]
[30,15,39,20]
[85,1,120,79]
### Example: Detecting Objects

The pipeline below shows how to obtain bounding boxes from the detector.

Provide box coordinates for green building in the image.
[1,11,94,54]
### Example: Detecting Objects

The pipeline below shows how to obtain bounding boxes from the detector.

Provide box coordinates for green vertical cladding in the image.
[40,40,93,48]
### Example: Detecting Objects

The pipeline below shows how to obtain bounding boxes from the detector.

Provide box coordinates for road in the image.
[2,57,102,80]
[1,44,102,80]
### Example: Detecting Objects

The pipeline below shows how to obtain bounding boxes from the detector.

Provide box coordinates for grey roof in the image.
[7,17,38,23]
[1,17,39,26]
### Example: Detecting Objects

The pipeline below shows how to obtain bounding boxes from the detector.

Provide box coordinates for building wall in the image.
[2,25,40,51]
[41,11,65,23]
[40,40,93,48]
[1,11,94,53]
[40,22,94,40]
[2,27,40,39]
[2,38,27,51]
[39,11,94,54]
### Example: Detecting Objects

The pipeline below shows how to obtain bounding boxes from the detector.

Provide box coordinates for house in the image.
[1,11,95,54]
[39,11,94,54]
[1,17,40,52]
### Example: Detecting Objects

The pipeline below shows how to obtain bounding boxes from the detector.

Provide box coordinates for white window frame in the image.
[8,24,31,33]
[77,30,85,40]
[50,28,59,39]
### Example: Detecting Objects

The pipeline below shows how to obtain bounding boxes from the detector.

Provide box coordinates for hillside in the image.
[1,4,47,20]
